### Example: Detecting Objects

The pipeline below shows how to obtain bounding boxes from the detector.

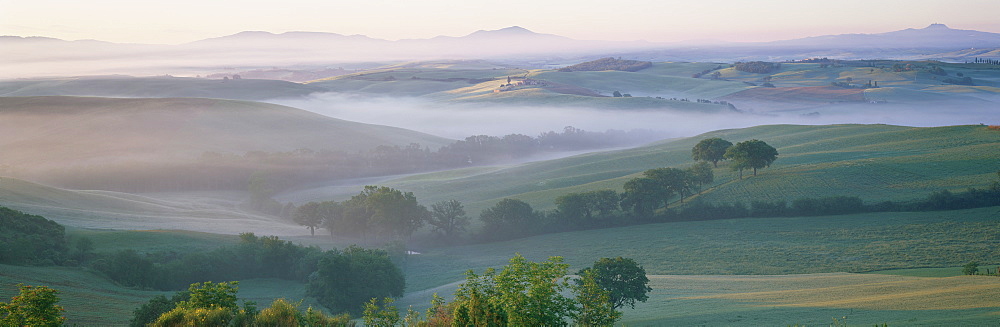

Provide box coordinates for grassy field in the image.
[4,206,998,325]
[390,206,1000,325]
[401,207,1000,291]
[368,124,1000,215]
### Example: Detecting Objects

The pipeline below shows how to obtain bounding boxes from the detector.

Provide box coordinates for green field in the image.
[4,206,999,326]
[389,206,1000,325]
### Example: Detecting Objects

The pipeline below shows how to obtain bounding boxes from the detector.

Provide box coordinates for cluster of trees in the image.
[290,186,475,246]
[734,61,781,74]
[361,254,650,327]
[85,233,403,316]
[557,57,653,72]
[691,65,724,78]
[927,65,947,76]
[133,281,354,327]
[0,206,70,266]
[943,76,975,86]
[692,137,778,178]
[293,186,428,243]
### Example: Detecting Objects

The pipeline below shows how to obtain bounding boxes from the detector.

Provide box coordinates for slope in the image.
[0,76,326,101]
[0,96,452,168]
[375,124,999,214]
[0,177,306,234]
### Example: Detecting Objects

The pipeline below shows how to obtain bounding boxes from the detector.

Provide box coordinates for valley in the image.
[2,21,1000,326]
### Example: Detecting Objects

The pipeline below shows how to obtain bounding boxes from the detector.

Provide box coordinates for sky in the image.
[2,0,1000,44]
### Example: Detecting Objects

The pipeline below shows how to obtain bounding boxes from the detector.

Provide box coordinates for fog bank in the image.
[271,93,1000,141]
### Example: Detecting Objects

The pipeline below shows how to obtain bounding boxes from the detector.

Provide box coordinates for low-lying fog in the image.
[271,93,1000,141]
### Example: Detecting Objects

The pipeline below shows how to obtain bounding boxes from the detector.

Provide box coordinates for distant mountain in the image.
[4,24,1000,79]
[768,24,1000,49]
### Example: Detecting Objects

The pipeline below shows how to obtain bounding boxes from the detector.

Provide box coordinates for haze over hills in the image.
[768,24,1000,49]
[0,96,450,177]
[4,24,1000,78]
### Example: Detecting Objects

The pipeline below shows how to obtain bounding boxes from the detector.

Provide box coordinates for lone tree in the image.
[428,200,470,240]
[963,261,980,275]
[692,138,733,167]
[577,257,652,310]
[293,201,323,236]
[724,139,778,179]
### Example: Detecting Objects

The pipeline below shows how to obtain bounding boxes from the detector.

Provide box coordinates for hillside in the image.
[354,124,1000,215]
[0,177,306,234]
[0,96,450,169]
[0,76,326,100]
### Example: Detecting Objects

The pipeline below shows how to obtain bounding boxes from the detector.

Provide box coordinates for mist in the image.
[269,92,999,142]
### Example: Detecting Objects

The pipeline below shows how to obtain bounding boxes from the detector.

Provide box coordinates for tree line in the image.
[90,233,403,316]
[287,138,781,244]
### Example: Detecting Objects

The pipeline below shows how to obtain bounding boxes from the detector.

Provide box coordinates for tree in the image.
[686,162,714,194]
[452,254,576,326]
[254,298,300,326]
[620,177,663,217]
[480,198,539,240]
[578,257,652,310]
[130,291,190,327]
[428,200,470,240]
[150,281,244,326]
[307,246,404,315]
[555,192,593,220]
[724,139,778,179]
[643,167,692,203]
[963,261,980,275]
[318,201,344,240]
[362,298,400,327]
[366,186,428,240]
[692,137,733,167]
[557,190,621,222]
[293,202,323,236]
[0,284,66,327]
[573,269,621,326]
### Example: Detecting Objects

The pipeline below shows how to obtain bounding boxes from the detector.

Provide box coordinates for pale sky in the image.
[2,0,999,44]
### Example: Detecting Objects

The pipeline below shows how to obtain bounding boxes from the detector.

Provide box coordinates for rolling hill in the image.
[0,177,305,234]
[330,124,1000,215]
[0,96,451,168]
